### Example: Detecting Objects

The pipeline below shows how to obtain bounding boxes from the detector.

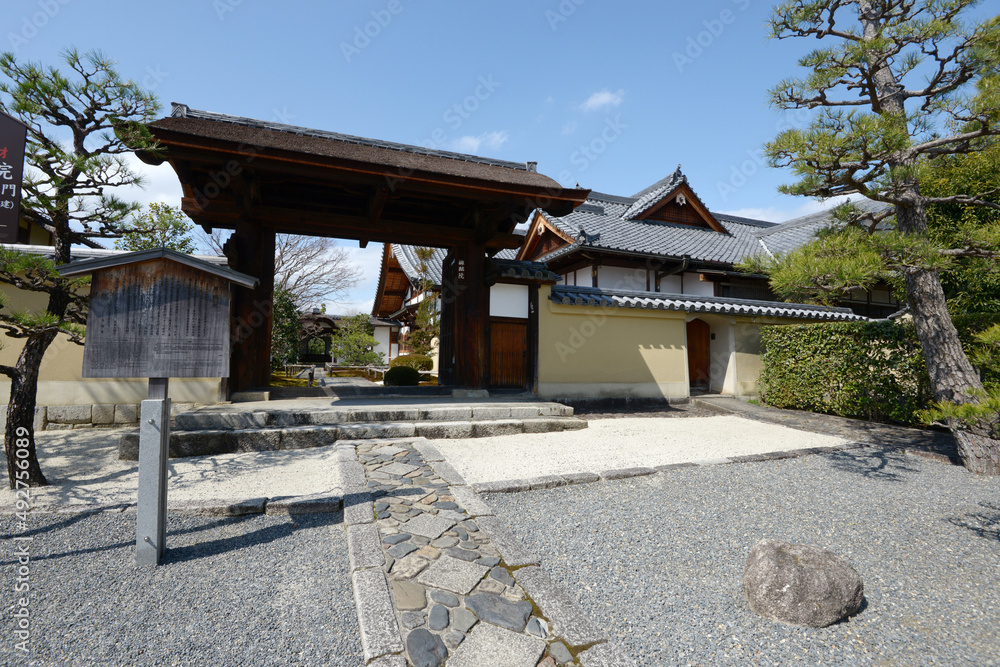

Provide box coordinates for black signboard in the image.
[0,110,28,244]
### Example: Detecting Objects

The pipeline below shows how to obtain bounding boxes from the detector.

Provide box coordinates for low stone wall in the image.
[3,403,199,432]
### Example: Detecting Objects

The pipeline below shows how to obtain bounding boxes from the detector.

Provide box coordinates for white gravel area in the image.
[436,415,849,483]
[0,430,340,507]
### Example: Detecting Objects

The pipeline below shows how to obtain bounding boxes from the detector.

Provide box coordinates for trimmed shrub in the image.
[390,354,434,371]
[384,366,421,387]
[758,315,1000,425]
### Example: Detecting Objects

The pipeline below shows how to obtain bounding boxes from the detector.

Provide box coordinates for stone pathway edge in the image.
[470,441,879,494]
[341,437,638,666]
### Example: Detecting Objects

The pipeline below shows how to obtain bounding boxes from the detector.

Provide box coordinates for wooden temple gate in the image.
[141,104,588,394]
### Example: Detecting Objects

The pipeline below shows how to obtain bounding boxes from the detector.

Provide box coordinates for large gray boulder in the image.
[743,539,864,628]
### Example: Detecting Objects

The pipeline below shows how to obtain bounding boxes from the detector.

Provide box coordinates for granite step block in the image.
[352,569,405,662]
[475,516,540,567]
[513,566,608,645]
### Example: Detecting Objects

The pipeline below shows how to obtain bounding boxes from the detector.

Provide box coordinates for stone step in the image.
[119,416,587,461]
[173,402,574,432]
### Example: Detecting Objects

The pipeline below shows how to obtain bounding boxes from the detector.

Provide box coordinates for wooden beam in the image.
[368,185,390,224]
[184,200,524,248]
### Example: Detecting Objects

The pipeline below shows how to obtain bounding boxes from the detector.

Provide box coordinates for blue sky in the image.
[6,0,996,312]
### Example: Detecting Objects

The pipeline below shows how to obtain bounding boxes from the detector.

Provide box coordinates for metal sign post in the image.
[137,378,170,565]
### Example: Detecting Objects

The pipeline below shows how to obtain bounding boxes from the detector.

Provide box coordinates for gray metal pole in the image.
[136,378,170,566]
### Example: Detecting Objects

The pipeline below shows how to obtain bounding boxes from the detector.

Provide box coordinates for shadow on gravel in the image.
[164,514,342,564]
[947,502,1000,543]
[822,447,917,482]
[0,511,94,544]
[0,513,325,565]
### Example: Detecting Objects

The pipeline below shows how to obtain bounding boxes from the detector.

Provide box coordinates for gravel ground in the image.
[486,447,1000,666]
[436,416,848,484]
[0,511,363,666]
[0,430,341,507]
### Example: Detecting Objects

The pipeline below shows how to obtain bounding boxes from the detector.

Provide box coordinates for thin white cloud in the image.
[448,131,510,154]
[561,120,579,136]
[719,196,856,224]
[580,89,625,112]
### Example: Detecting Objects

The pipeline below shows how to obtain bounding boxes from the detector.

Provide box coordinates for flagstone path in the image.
[336,436,634,667]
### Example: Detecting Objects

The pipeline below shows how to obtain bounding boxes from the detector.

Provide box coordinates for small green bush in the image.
[384,366,421,387]
[390,354,433,371]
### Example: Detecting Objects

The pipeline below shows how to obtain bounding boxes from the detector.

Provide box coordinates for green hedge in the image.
[384,366,421,387]
[390,354,434,371]
[758,314,1000,425]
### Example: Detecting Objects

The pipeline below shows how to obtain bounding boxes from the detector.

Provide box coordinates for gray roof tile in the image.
[393,243,523,287]
[550,286,867,322]
[541,206,773,265]
[623,167,685,219]
[754,198,891,257]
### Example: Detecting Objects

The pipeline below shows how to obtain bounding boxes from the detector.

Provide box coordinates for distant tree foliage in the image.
[408,247,439,357]
[923,140,1000,314]
[331,314,384,366]
[270,288,301,370]
[203,230,361,309]
[115,203,196,254]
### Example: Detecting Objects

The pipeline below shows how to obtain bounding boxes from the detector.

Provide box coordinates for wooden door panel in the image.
[490,319,527,389]
[687,319,711,391]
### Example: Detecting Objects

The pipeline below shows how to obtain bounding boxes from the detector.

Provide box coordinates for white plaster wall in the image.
[659,275,682,294]
[373,326,392,363]
[490,284,529,319]
[598,266,647,292]
[682,272,716,297]
[562,267,592,288]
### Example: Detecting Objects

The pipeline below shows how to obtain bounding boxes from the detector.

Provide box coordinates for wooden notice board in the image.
[82,259,233,378]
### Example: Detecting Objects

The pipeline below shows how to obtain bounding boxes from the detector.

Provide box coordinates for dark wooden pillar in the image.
[225,221,276,393]
[528,285,540,394]
[445,243,489,389]
[439,252,457,386]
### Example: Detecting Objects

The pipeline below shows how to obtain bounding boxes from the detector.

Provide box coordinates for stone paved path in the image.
[337,437,633,667]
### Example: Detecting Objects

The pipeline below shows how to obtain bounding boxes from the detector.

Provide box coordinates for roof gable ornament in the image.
[624,165,728,234]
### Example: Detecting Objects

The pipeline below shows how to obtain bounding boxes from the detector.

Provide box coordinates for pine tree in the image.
[756,0,1000,474]
[407,247,439,357]
[0,49,159,487]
